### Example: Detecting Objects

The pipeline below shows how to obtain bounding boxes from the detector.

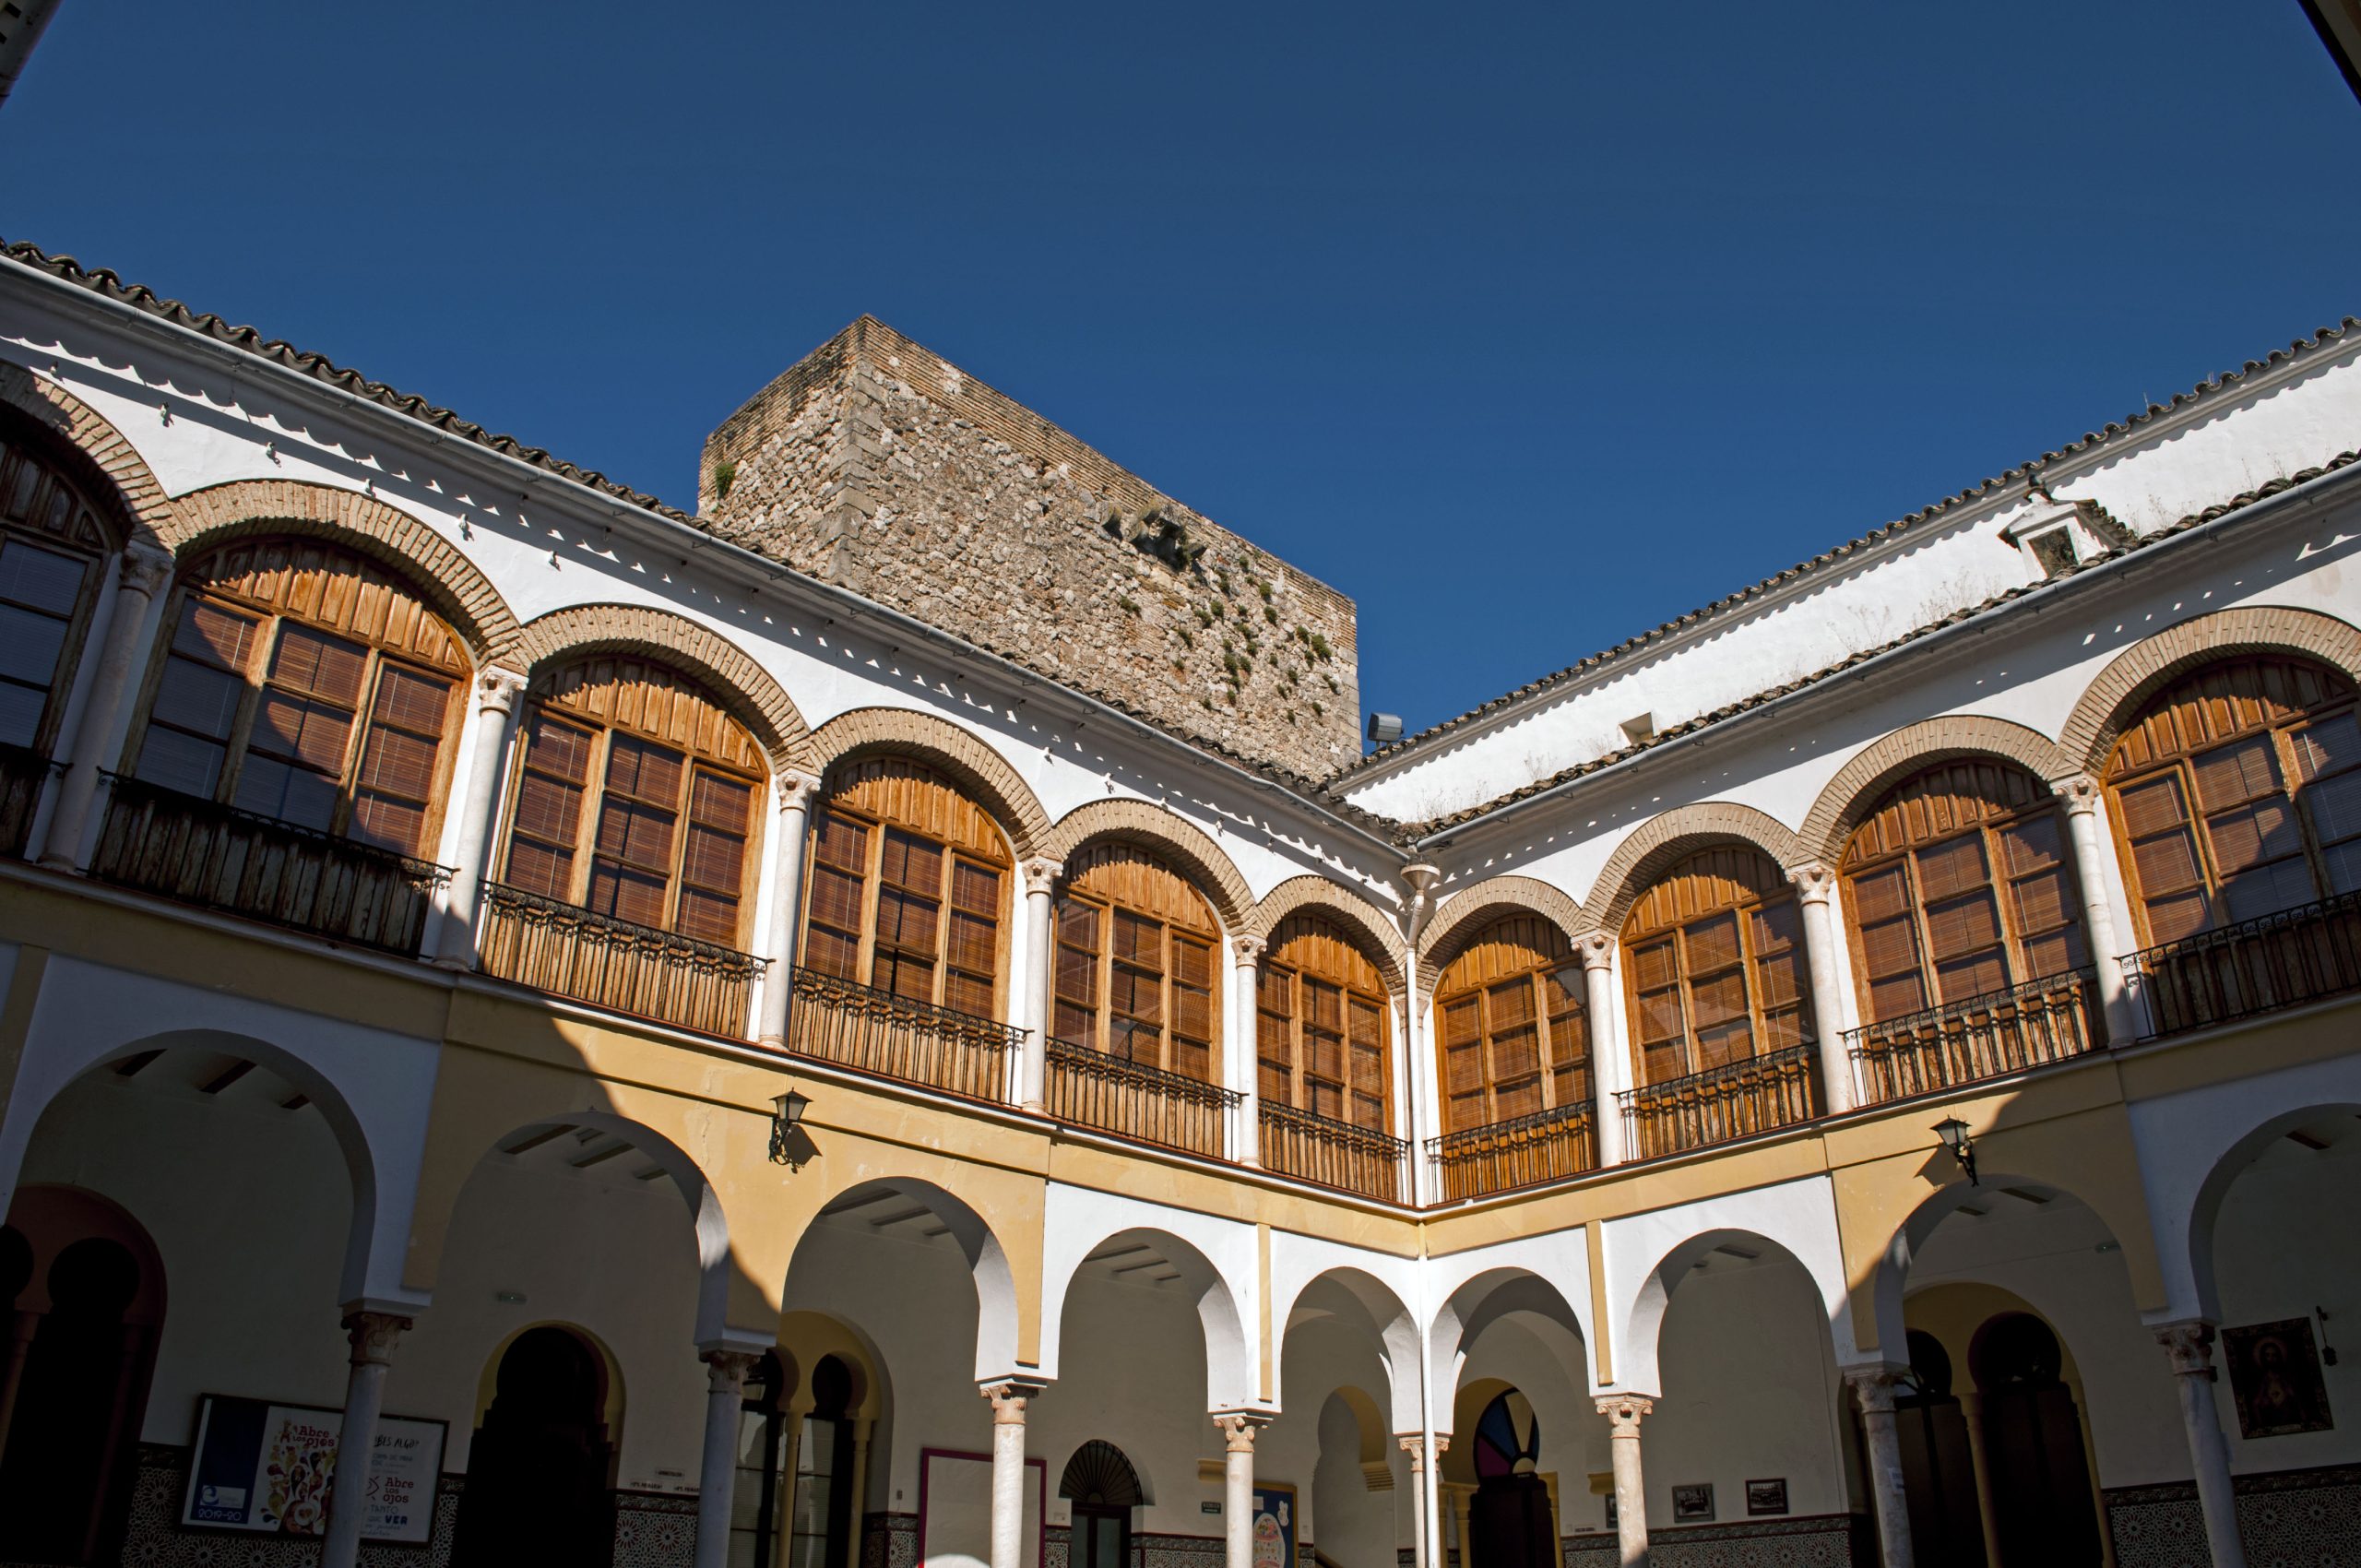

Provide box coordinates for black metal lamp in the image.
[1932,1116,1978,1186]
[769,1088,812,1167]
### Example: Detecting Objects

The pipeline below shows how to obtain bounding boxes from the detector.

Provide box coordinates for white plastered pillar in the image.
[1845,1366,1916,1568]
[1596,1396,1650,1567]
[37,546,170,870]
[757,769,823,1048]
[980,1378,1043,1568]
[1230,934,1266,1165]
[433,667,527,968]
[2053,774,2142,1045]
[1578,933,1626,1166]
[1018,858,1062,1109]
[2155,1323,2248,1568]
[320,1310,411,1568]
[1785,863,1856,1115]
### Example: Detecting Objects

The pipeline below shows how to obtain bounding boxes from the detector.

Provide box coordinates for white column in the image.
[980,1379,1042,1568]
[321,1310,410,1568]
[2053,776,2141,1046]
[757,770,823,1048]
[433,668,527,968]
[1215,1412,1272,1568]
[1596,1396,1650,1568]
[1398,1436,1430,1568]
[1018,858,1062,1109]
[38,547,169,870]
[695,1348,761,1568]
[2155,1323,2247,1568]
[1786,863,1856,1115]
[1954,1392,2005,1568]
[1578,934,1626,1167]
[1230,935,1266,1166]
[1845,1366,1916,1568]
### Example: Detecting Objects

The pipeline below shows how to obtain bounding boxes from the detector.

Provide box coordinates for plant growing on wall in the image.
[712,459,737,500]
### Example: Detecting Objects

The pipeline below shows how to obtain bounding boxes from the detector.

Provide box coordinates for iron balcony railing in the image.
[0,742,53,860]
[1044,1039,1240,1160]
[787,966,1021,1101]
[1427,1099,1599,1202]
[89,774,449,956]
[1846,968,2100,1106]
[2123,890,2361,1039]
[1259,1100,1409,1203]
[1618,1041,1821,1161]
[477,880,766,1039]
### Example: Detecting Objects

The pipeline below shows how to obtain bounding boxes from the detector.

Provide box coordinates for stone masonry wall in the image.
[698,317,1362,780]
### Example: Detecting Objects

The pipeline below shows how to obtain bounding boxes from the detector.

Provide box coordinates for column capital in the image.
[2051,773,2104,814]
[1020,857,1064,896]
[1576,931,1615,972]
[473,666,528,714]
[1593,1395,1653,1429]
[777,768,824,813]
[1213,1411,1274,1452]
[702,1347,762,1394]
[119,546,174,598]
[1785,861,1838,902]
[2154,1320,2220,1379]
[341,1310,412,1369]
[980,1377,1047,1421]
[1230,933,1267,966]
[1843,1363,1911,1414]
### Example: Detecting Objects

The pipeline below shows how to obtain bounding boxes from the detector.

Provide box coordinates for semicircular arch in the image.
[1799,716,2072,863]
[790,1172,1027,1382]
[1041,1220,1253,1412]
[519,603,813,773]
[1417,875,1588,992]
[806,707,1049,857]
[1584,802,1808,934]
[0,360,172,550]
[1043,800,1253,930]
[1249,876,1407,992]
[2058,606,2361,774]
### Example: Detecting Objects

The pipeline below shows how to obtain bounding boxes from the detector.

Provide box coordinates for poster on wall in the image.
[2223,1319,2335,1438]
[1252,1483,1297,1568]
[181,1394,446,1544]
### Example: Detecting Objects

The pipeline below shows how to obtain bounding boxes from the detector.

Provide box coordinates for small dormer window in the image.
[2002,498,2107,582]
[2025,528,2078,580]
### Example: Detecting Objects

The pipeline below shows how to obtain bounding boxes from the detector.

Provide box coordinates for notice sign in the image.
[182,1394,446,1544]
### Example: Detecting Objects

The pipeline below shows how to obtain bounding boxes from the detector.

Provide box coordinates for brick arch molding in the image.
[1584,801,1808,935]
[167,480,525,667]
[804,706,1050,858]
[1415,874,1589,992]
[1249,874,1408,994]
[2058,605,2361,774]
[0,359,172,551]
[518,603,815,773]
[1040,798,1254,931]
[1797,716,2073,865]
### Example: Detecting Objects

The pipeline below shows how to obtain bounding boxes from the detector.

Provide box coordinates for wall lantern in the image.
[769,1088,813,1168]
[1932,1117,1979,1186]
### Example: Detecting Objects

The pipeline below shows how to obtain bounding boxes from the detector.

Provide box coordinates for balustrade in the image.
[1618,1041,1820,1161]
[787,966,1021,1101]
[0,743,51,859]
[1259,1100,1408,1202]
[1043,1039,1239,1159]
[477,880,765,1038]
[1847,968,2099,1104]
[2125,891,2361,1039]
[1428,1100,1597,1202]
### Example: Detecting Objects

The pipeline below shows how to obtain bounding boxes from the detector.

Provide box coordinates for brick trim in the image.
[1248,874,1408,992]
[1797,716,2072,863]
[1415,875,1588,992]
[804,706,1049,857]
[2058,604,2361,772]
[1041,799,1254,930]
[0,360,172,551]
[1585,802,1807,933]
[167,480,524,665]
[516,603,815,772]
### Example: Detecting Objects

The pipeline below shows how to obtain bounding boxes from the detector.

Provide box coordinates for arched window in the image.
[801,758,1010,1018]
[1621,847,1810,1085]
[1841,761,2088,1021]
[790,1355,858,1568]
[1052,844,1220,1082]
[1434,916,1587,1131]
[129,540,467,857]
[0,422,114,756]
[501,656,766,947]
[732,1351,791,1568]
[1256,915,1391,1129]
[453,1325,615,1567]
[2105,656,2361,944]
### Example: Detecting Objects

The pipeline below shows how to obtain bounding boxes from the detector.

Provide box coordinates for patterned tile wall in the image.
[2106,1462,2361,1568]
[1560,1513,1865,1568]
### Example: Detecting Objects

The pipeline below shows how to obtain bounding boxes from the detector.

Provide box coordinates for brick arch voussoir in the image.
[1415,874,1589,993]
[0,360,172,552]
[805,707,1049,858]
[1042,799,1254,930]
[167,480,524,666]
[1586,802,1808,936]
[2059,606,2361,775]
[1799,716,2072,865]
[517,604,816,775]
[1249,874,1408,994]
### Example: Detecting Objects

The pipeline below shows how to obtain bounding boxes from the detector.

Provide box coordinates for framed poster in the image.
[182,1394,446,1544]
[1745,1478,1788,1516]
[2224,1319,2335,1438]
[1670,1482,1714,1522]
[1252,1482,1297,1568]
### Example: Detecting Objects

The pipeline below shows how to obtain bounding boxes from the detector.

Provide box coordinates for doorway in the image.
[1061,1439,1142,1568]
[453,1324,617,1567]
[1972,1314,2100,1565]
[1468,1390,1554,1568]
[1891,1330,1987,1568]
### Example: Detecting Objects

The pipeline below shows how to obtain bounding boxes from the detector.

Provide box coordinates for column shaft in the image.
[1786,866,1854,1114]
[1596,1396,1650,1568]
[1846,1368,1916,1568]
[39,549,167,870]
[434,669,525,968]
[2156,1324,2246,1568]
[757,774,821,1047]
[1399,1437,1430,1568]
[1579,936,1624,1166]
[0,1309,40,1457]
[696,1350,759,1568]
[1231,937,1266,1166]
[2054,778,2139,1044]
[982,1381,1041,1568]
[1019,861,1062,1108]
[1956,1392,2004,1568]
[322,1311,410,1568]
[1216,1418,1261,1568]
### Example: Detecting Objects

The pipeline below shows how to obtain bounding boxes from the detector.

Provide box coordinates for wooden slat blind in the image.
[0,426,116,753]
[1620,847,1812,1086]
[1259,914,1392,1131]
[1050,842,1222,1080]
[1431,915,1590,1134]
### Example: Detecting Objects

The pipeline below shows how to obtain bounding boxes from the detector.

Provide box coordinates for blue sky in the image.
[6,3,2356,742]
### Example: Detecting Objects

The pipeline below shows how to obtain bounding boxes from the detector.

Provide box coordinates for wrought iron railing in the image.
[787,966,1021,1101]
[477,881,766,1038]
[89,774,449,956]
[1618,1041,1821,1161]
[1846,968,2099,1105]
[0,742,53,860]
[1428,1099,1598,1202]
[1044,1039,1240,1159]
[1259,1100,1408,1203]
[2123,890,2361,1039]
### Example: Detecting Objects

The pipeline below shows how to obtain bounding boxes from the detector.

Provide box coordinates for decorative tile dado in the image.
[864,1510,920,1568]
[79,1444,458,1568]
[1137,1530,1226,1568]
[2107,1463,2361,1568]
[612,1489,700,1568]
[1561,1514,1863,1568]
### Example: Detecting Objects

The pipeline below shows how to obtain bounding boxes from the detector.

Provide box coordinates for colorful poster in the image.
[1252,1483,1297,1568]
[181,1394,446,1544]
